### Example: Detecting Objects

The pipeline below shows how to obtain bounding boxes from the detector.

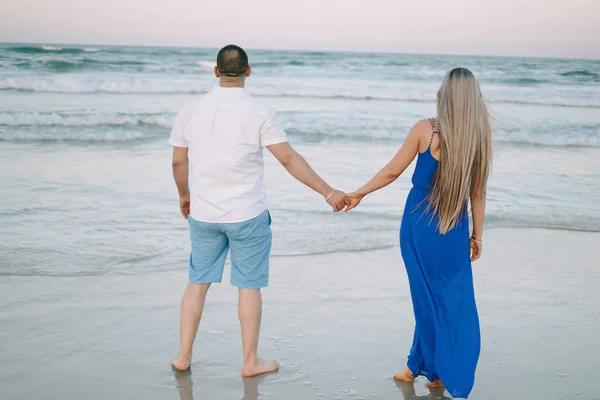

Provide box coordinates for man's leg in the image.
[238,288,279,376]
[172,283,211,371]
[226,211,278,376]
[172,217,228,371]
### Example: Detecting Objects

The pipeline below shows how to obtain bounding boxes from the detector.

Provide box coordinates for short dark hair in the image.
[216,45,248,77]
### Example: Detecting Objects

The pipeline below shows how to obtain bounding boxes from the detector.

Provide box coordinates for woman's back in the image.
[411,118,441,192]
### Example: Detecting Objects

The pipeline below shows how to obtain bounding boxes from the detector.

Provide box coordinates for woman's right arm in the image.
[344,121,424,212]
[470,178,486,261]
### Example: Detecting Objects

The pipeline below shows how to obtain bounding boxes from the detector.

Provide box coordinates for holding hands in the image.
[324,189,365,213]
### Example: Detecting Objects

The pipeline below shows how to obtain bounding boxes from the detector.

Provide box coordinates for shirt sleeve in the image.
[168,106,189,148]
[260,109,288,147]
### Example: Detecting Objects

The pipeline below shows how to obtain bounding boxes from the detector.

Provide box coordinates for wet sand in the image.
[1,228,599,400]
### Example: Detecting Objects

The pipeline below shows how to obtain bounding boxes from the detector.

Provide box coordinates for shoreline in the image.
[1,228,599,399]
[1,227,598,278]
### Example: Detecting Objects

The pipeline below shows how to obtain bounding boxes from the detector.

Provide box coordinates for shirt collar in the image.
[212,86,245,94]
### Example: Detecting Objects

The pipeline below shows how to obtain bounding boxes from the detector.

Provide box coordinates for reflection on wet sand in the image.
[174,369,193,400]
[395,380,452,400]
[242,374,274,400]
[174,368,277,400]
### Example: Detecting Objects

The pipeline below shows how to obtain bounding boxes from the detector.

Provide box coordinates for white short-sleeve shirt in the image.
[169,86,288,223]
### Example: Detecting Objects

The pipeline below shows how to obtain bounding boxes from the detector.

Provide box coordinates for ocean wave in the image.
[84,48,101,53]
[196,61,215,70]
[1,77,599,108]
[287,127,600,148]
[44,60,82,73]
[495,134,600,148]
[507,78,551,85]
[560,70,599,78]
[0,78,209,94]
[8,45,85,55]
[11,57,161,73]
[286,128,387,143]
[143,65,165,71]
[385,61,410,66]
[3,112,595,148]
[0,112,174,128]
[0,129,148,143]
[493,97,600,109]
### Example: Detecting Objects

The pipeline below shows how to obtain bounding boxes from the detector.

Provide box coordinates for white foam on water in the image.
[0,130,146,142]
[0,112,174,128]
[1,75,598,109]
[196,61,215,70]
[0,77,209,94]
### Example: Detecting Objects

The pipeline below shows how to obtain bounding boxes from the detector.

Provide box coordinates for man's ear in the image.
[214,66,221,78]
[246,65,252,77]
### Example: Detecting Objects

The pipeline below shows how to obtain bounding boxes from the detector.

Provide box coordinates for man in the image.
[169,45,346,376]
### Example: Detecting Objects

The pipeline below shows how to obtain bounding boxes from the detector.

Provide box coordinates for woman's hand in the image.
[470,238,482,262]
[344,192,365,212]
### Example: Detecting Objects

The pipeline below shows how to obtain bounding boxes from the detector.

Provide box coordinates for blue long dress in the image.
[399,119,480,398]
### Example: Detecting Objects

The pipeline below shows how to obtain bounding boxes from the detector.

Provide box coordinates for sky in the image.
[1,0,599,58]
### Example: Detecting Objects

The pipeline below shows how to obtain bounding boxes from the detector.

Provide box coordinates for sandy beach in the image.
[1,227,599,400]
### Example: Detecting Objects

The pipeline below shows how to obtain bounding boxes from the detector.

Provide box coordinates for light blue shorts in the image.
[187,210,272,289]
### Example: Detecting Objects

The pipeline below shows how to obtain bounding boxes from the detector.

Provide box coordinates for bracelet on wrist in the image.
[470,235,482,243]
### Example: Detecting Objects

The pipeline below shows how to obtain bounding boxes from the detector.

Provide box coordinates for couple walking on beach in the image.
[169,45,491,399]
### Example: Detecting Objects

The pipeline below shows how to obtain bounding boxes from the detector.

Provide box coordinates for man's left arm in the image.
[260,108,345,211]
[267,142,345,211]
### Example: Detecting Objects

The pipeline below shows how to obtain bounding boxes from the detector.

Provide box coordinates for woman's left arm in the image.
[345,122,422,211]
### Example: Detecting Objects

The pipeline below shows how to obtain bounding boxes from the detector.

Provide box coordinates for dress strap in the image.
[428,118,438,148]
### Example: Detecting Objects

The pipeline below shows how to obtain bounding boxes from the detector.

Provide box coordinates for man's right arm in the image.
[267,142,345,211]
[169,104,191,218]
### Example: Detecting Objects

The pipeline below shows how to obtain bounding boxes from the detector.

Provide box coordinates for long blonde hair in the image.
[426,67,492,234]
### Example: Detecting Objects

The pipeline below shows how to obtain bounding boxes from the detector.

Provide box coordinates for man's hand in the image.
[179,193,191,219]
[326,189,346,212]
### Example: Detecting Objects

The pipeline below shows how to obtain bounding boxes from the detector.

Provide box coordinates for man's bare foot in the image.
[171,355,191,371]
[393,367,415,383]
[242,358,280,377]
[428,379,444,388]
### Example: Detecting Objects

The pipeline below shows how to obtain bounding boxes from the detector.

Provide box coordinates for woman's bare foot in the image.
[393,367,415,383]
[427,379,444,388]
[171,355,191,371]
[242,358,280,377]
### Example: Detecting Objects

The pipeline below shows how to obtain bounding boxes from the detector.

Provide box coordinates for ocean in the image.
[0,44,599,276]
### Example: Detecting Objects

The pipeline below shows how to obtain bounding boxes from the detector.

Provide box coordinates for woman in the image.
[345,67,492,398]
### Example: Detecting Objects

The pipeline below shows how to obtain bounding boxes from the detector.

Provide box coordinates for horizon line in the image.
[1,40,599,62]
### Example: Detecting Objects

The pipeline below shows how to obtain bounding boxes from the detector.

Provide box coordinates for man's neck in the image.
[219,79,245,88]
